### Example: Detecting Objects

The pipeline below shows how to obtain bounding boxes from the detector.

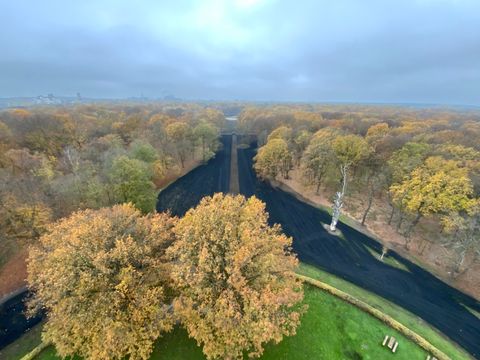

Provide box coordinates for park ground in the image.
[279,168,480,300]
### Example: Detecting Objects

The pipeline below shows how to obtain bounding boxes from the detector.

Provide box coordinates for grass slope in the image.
[297,263,472,360]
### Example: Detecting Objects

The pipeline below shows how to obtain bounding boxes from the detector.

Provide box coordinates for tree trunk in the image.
[387,205,395,225]
[361,183,374,226]
[329,191,343,232]
[419,238,429,255]
[330,165,348,232]
[387,206,395,225]
[452,250,467,279]
[404,210,422,248]
[396,211,405,233]
[380,246,388,261]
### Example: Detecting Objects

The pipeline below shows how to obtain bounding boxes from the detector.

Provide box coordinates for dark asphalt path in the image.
[237,143,480,359]
[156,135,231,216]
[0,291,42,350]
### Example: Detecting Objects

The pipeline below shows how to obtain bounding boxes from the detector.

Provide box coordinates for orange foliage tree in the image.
[168,193,305,360]
[27,204,176,360]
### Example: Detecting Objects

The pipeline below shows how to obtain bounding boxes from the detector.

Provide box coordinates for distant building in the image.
[35,94,62,105]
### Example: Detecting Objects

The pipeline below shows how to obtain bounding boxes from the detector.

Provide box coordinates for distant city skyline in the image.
[1,0,479,105]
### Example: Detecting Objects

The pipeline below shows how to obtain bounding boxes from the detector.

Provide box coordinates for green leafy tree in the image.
[194,121,219,162]
[109,156,156,213]
[129,140,159,163]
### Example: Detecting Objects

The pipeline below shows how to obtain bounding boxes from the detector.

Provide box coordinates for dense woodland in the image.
[1,102,480,358]
[0,103,223,273]
[246,105,480,285]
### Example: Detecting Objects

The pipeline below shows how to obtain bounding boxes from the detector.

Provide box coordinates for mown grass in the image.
[9,284,435,360]
[363,245,410,272]
[297,263,472,360]
[0,323,44,360]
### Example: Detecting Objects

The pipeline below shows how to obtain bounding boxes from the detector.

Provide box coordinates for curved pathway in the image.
[237,144,480,359]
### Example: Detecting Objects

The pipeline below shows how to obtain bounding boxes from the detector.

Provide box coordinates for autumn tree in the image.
[27,204,176,360]
[386,142,431,227]
[365,122,390,144]
[168,194,305,360]
[329,134,370,231]
[254,138,292,180]
[0,192,51,246]
[291,130,312,165]
[165,122,191,168]
[360,123,391,225]
[267,126,293,142]
[300,128,337,194]
[199,108,226,128]
[390,157,475,247]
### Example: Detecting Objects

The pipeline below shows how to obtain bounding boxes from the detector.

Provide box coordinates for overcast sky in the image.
[1,0,479,104]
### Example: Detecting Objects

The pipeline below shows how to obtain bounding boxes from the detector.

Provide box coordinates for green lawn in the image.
[6,284,436,360]
[297,263,472,360]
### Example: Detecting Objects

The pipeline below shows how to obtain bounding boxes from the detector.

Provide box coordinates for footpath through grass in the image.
[6,281,462,360]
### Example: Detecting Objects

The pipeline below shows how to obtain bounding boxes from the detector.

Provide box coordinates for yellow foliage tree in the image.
[390,157,475,244]
[168,194,305,360]
[254,138,292,179]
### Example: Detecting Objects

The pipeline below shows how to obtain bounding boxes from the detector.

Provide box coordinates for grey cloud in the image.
[0,0,479,105]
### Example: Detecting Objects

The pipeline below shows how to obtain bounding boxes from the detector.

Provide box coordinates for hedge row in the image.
[20,341,50,360]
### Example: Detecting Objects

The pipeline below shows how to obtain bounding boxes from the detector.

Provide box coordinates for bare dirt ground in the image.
[0,250,28,300]
[281,168,480,300]
[154,158,202,189]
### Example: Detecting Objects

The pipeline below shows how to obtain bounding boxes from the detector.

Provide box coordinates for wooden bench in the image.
[382,335,399,353]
